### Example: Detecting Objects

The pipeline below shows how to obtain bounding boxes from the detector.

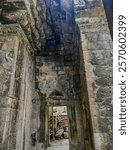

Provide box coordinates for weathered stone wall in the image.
[0,0,46,50]
[0,25,35,150]
[74,0,113,149]
[36,56,79,100]
[35,56,85,150]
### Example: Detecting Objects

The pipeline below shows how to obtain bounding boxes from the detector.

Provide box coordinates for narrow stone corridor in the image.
[0,0,113,150]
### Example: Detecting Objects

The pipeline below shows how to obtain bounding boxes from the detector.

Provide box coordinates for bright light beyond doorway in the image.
[47,106,69,150]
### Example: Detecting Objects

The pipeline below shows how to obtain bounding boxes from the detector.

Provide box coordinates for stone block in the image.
[106,106,113,117]
[105,97,113,106]
[63,132,69,139]
[98,106,107,117]
[93,133,102,150]
[88,40,112,50]
[86,32,98,42]
[99,117,109,132]
[95,77,112,87]
[93,65,112,77]
[89,50,112,65]
[96,87,112,102]
[98,30,112,41]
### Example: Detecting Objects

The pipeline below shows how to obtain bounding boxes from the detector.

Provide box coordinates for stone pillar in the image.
[74,0,113,149]
[0,25,35,150]
[1,36,19,150]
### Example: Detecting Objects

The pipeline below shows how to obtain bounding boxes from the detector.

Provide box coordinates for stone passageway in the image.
[0,0,113,150]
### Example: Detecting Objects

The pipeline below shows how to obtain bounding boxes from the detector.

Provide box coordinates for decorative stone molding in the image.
[0,24,34,54]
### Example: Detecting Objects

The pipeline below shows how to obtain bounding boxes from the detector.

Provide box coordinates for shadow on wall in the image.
[102,0,113,39]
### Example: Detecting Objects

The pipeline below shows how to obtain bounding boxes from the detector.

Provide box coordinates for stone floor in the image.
[47,139,69,150]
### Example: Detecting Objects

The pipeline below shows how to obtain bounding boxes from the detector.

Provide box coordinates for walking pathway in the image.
[47,139,69,150]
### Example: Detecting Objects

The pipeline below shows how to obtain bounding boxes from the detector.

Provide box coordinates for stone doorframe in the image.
[43,99,85,150]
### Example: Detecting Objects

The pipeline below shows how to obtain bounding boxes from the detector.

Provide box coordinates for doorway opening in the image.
[47,106,69,150]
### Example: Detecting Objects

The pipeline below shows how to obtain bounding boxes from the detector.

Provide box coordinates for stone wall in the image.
[0,24,35,150]
[0,0,46,50]
[36,56,79,100]
[74,0,113,149]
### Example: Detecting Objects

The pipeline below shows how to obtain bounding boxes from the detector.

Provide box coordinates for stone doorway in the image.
[44,101,85,150]
[47,106,69,150]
